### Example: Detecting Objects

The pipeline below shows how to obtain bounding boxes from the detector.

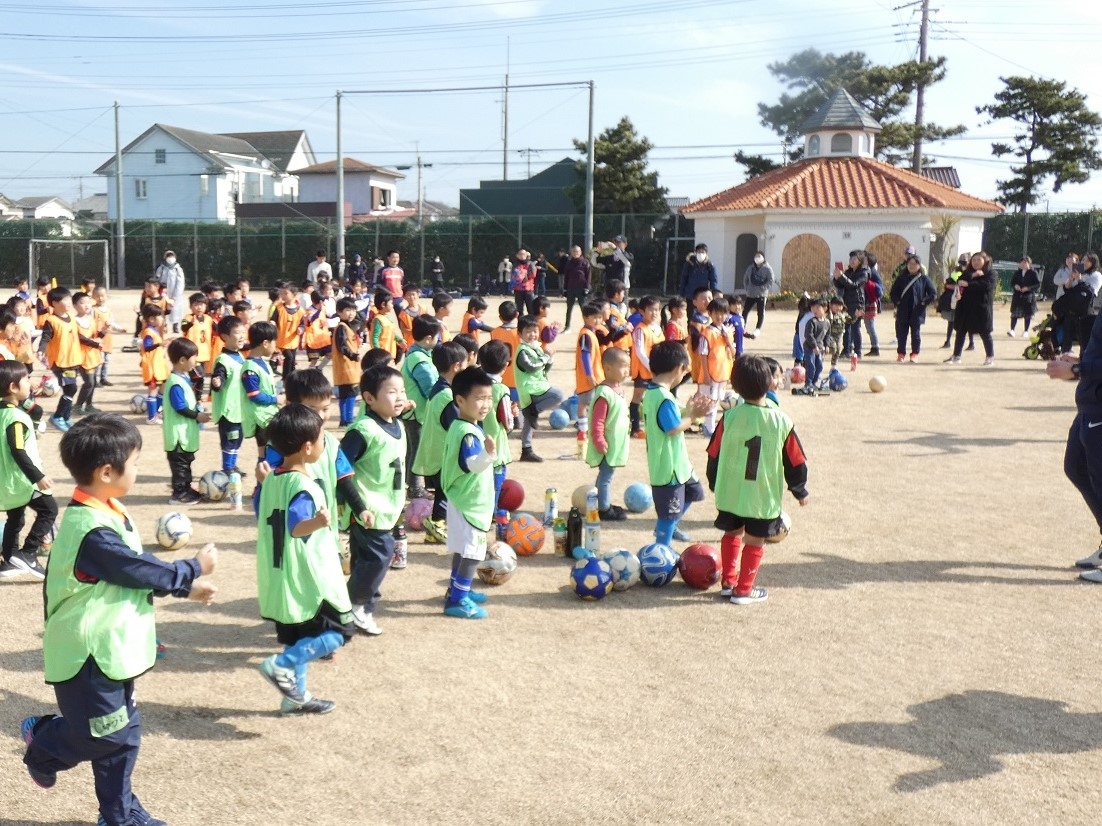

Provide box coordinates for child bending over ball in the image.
[587,347,631,521]
[706,354,809,605]
[256,404,354,715]
[22,413,217,824]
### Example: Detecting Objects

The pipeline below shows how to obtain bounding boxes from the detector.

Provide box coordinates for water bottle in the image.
[553,516,567,556]
[543,487,558,526]
[566,507,583,555]
[391,524,408,569]
[576,429,586,459]
[228,470,242,512]
[495,508,509,542]
[584,488,601,554]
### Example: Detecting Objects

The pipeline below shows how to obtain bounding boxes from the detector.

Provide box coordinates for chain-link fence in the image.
[984,211,1102,294]
[0,213,696,293]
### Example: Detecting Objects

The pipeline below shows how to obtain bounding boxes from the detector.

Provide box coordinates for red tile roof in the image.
[682,156,1003,215]
[295,158,404,178]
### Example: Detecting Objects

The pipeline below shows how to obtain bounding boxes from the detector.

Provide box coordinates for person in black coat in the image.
[889,254,937,362]
[831,250,869,362]
[945,251,996,366]
[1008,256,1040,338]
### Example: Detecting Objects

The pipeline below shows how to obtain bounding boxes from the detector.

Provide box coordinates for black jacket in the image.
[832,266,869,315]
[953,266,996,334]
[889,270,937,323]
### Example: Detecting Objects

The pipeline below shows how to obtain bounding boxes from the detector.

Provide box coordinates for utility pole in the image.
[336,91,345,262]
[911,0,931,174]
[584,81,595,253]
[113,101,126,288]
[503,37,510,180]
[397,146,433,282]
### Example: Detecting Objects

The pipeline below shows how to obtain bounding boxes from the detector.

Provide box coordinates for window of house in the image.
[830,133,853,154]
[380,188,393,208]
[199,175,209,196]
[154,149,166,164]
[134,178,148,199]
[808,135,820,156]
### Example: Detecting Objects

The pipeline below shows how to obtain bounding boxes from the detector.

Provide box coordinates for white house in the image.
[0,194,21,221]
[94,125,315,224]
[16,196,75,222]
[296,159,404,217]
[682,89,1003,294]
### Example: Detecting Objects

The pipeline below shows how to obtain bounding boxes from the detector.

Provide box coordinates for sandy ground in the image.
[2,292,1102,826]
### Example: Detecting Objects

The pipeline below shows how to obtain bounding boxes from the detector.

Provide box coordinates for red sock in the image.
[735,545,764,596]
[720,534,742,587]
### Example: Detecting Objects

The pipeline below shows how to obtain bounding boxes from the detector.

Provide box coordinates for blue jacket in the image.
[679,255,718,298]
[1078,310,1102,409]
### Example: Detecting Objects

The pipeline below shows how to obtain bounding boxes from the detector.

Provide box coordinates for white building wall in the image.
[103,132,222,222]
[299,172,399,213]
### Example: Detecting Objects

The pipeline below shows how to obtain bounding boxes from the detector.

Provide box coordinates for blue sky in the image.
[2,0,1101,213]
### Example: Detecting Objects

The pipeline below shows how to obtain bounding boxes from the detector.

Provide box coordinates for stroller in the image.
[1022,313,1060,361]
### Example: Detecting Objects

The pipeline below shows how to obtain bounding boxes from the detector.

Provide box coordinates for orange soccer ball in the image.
[505,512,545,556]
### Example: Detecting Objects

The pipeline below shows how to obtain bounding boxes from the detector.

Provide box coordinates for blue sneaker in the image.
[445,588,487,604]
[20,716,57,789]
[672,525,693,542]
[98,817,166,826]
[48,416,70,433]
[443,596,487,619]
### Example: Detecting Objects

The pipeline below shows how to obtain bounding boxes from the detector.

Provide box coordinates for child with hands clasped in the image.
[706,354,809,605]
[21,413,217,826]
[586,347,632,521]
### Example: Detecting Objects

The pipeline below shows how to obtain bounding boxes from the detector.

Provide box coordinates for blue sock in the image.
[448,574,473,606]
[493,467,506,509]
[221,449,237,472]
[655,517,677,547]
[146,395,157,420]
[156,394,163,414]
[339,397,355,423]
[275,630,343,671]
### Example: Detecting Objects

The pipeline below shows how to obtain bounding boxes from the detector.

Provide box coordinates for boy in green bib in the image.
[257,404,355,715]
[707,355,809,605]
[0,360,56,579]
[641,341,714,547]
[340,366,408,636]
[242,320,280,457]
[210,315,247,475]
[514,315,564,463]
[401,315,441,499]
[476,340,515,509]
[164,338,212,506]
[412,340,467,543]
[442,367,498,619]
[586,347,631,522]
[22,413,217,826]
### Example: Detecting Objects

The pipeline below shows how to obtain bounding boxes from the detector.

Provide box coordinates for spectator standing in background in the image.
[510,249,538,316]
[742,251,776,338]
[497,256,512,290]
[534,254,550,297]
[430,256,446,293]
[348,253,368,283]
[1008,256,1040,338]
[862,251,884,357]
[377,250,405,300]
[561,245,592,331]
[679,244,718,301]
[593,235,633,293]
[155,249,186,333]
[306,250,332,283]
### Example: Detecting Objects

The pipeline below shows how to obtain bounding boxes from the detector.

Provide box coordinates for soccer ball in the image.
[198,470,231,502]
[505,512,545,556]
[129,394,147,414]
[477,541,518,586]
[869,375,887,393]
[571,484,595,512]
[155,512,193,550]
[623,483,653,514]
[571,555,613,600]
[602,548,641,591]
[828,368,848,392]
[790,364,807,386]
[37,377,59,398]
[405,498,432,531]
[765,511,792,544]
[638,542,679,587]
[548,408,571,430]
[558,394,578,422]
[498,479,525,512]
[679,543,721,589]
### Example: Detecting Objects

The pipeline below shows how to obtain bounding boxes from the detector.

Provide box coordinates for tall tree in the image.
[978,76,1102,213]
[569,117,668,214]
[736,48,965,175]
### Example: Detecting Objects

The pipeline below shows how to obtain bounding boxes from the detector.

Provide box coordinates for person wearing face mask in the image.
[679,244,718,301]
[154,250,186,333]
[743,252,776,338]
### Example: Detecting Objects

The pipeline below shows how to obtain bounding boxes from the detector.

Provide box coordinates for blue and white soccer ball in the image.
[571,555,613,600]
[38,376,60,398]
[548,408,571,430]
[155,512,193,551]
[638,542,679,587]
[129,394,147,414]
[602,548,641,591]
[623,483,653,514]
[558,394,579,422]
[828,368,848,392]
[198,470,231,502]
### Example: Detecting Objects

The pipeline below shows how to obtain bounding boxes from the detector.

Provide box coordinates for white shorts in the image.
[446,502,489,561]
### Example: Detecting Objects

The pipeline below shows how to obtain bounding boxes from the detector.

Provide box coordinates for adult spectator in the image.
[593,235,633,292]
[555,247,570,295]
[889,254,936,363]
[430,255,445,293]
[534,253,550,297]
[348,253,368,283]
[306,249,332,282]
[155,249,186,333]
[510,249,538,315]
[679,243,717,300]
[378,250,405,300]
[862,251,884,357]
[561,245,592,330]
[742,251,776,337]
[944,251,996,366]
[335,254,348,283]
[1008,256,1040,338]
[497,256,512,290]
[832,250,869,361]
[1054,253,1101,354]
[1053,252,1080,300]
[1048,310,1102,578]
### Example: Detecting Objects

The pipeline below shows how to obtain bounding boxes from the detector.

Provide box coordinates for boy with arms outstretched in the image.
[707,354,809,604]
[21,413,217,825]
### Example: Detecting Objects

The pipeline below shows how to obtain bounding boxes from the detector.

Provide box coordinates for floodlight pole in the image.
[114,101,126,288]
[584,81,595,253]
[336,91,345,264]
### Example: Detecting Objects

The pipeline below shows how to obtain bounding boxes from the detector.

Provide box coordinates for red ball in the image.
[678,544,721,590]
[498,479,525,512]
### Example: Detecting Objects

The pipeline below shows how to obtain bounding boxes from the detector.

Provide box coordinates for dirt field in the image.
[2,292,1101,826]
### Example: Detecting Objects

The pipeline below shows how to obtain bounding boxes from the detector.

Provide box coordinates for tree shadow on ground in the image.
[829,690,1102,792]
[863,430,1066,455]
[766,553,1073,591]
[1004,405,1076,414]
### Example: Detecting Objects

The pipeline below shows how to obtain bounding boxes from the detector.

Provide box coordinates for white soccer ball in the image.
[129,394,147,414]
[198,470,231,502]
[155,512,192,550]
[602,548,641,591]
[38,377,59,398]
[868,375,888,393]
[477,541,518,585]
[765,511,792,544]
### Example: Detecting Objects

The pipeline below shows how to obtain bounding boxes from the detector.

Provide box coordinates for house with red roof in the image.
[682,89,1003,294]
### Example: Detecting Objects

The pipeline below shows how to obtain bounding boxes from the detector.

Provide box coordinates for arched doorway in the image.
[734,233,760,289]
[865,233,912,277]
[781,234,830,295]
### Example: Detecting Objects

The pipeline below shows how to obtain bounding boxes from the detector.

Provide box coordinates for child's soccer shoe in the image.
[20,717,57,789]
[424,518,447,544]
[444,596,488,619]
[258,655,306,704]
[280,695,336,716]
